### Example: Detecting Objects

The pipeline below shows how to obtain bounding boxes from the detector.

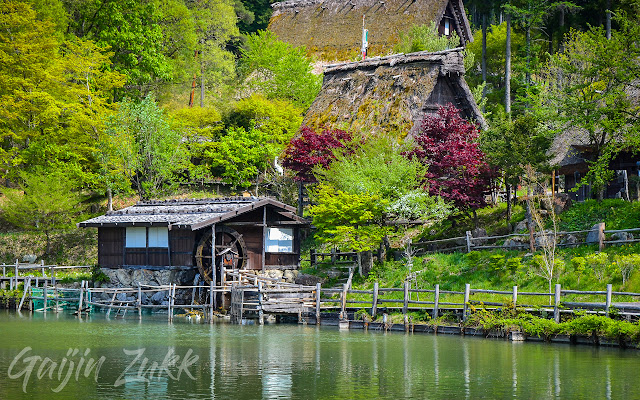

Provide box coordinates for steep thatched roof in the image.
[302,48,485,135]
[269,0,473,61]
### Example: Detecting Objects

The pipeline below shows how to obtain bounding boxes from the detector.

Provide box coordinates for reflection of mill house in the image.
[269,0,485,133]
[78,198,307,299]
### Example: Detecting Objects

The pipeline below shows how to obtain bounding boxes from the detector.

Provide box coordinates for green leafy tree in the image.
[102,95,186,199]
[309,184,389,253]
[535,18,640,199]
[239,30,321,109]
[1,169,81,255]
[481,112,552,221]
[206,126,280,189]
[0,1,124,184]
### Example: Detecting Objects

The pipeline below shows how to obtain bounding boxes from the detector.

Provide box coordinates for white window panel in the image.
[266,227,293,253]
[148,227,169,248]
[444,19,450,36]
[126,227,146,248]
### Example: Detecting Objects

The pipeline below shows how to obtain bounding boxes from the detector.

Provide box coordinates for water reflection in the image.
[0,311,637,400]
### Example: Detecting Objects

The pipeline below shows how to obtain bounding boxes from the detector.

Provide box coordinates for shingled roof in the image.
[78,198,303,230]
[269,0,473,61]
[302,48,485,134]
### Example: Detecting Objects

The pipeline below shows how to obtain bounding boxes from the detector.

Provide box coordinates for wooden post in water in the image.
[403,281,409,316]
[258,281,264,325]
[433,284,440,320]
[78,280,85,315]
[209,281,214,323]
[463,284,470,322]
[54,280,59,313]
[137,283,142,319]
[512,286,518,307]
[371,282,379,319]
[315,283,321,325]
[43,282,48,313]
[18,277,30,310]
[605,284,612,317]
[340,283,348,319]
[554,284,561,323]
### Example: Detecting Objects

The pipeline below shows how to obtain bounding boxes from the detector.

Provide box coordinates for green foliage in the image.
[535,22,640,195]
[558,199,640,231]
[309,184,389,252]
[316,136,424,201]
[395,23,474,71]
[0,1,125,184]
[91,265,110,283]
[1,169,81,254]
[102,94,187,199]
[239,30,321,109]
[223,95,302,142]
[206,126,280,189]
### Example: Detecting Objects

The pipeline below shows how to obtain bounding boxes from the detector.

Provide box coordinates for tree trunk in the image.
[200,40,205,107]
[606,0,611,40]
[558,7,565,52]
[482,13,488,90]
[506,182,512,224]
[505,12,512,115]
[525,25,531,85]
[107,188,113,212]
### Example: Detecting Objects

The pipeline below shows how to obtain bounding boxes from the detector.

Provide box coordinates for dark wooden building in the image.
[78,197,307,284]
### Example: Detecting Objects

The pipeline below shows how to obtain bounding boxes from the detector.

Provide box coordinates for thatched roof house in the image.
[302,48,486,134]
[269,0,473,61]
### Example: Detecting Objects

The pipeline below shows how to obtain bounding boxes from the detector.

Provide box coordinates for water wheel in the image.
[195,225,247,283]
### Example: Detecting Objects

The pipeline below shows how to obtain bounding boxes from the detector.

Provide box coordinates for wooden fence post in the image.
[433,284,440,320]
[331,249,337,264]
[315,282,321,325]
[14,259,19,282]
[403,281,409,316]
[465,231,473,253]
[512,286,518,307]
[598,223,606,251]
[40,260,44,279]
[310,249,316,268]
[371,282,379,319]
[554,284,562,323]
[463,283,470,322]
[50,266,56,286]
[2,265,5,279]
[605,283,612,317]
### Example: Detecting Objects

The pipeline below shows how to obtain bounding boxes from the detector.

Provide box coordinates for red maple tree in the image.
[282,126,354,182]
[406,104,491,211]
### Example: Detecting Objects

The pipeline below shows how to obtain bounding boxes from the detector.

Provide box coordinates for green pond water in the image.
[0,310,638,400]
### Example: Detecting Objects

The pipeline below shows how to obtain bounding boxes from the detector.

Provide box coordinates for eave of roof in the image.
[78,197,305,230]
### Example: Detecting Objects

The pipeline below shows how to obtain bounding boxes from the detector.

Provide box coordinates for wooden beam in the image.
[262,207,266,272]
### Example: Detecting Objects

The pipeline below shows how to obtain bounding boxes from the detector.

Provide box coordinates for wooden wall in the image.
[97,227,196,268]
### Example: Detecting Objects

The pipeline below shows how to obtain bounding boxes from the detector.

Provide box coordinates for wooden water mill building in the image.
[78,198,308,285]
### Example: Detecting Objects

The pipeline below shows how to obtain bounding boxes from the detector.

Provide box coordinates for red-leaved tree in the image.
[405,104,491,211]
[282,126,354,182]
